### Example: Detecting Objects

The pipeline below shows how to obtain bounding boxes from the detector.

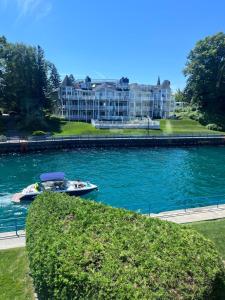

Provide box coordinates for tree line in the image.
[0,36,60,130]
[176,32,225,128]
[0,33,224,131]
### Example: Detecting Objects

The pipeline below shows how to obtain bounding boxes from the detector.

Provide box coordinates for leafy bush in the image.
[49,115,62,122]
[206,124,223,131]
[175,105,203,122]
[32,130,47,136]
[26,193,224,299]
[0,135,7,142]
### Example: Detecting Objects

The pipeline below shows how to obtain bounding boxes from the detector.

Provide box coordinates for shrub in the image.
[32,130,47,136]
[26,193,224,299]
[9,111,18,117]
[175,105,205,122]
[206,123,222,131]
[0,135,7,142]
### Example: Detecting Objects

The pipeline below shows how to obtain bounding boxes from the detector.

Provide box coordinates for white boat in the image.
[12,172,98,203]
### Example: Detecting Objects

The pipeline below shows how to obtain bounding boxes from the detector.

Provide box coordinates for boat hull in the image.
[12,186,98,203]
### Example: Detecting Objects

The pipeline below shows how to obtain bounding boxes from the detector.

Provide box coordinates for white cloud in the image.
[0,0,52,21]
[17,0,38,17]
[35,2,52,21]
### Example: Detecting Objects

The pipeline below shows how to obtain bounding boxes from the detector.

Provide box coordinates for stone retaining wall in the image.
[0,136,225,153]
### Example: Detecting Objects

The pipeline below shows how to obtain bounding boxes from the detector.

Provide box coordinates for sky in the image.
[0,0,225,90]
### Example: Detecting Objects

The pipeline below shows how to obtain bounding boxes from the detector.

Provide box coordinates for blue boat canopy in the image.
[40,172,65,182]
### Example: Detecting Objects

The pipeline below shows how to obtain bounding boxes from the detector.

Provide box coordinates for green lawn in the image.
[0,116,221,136]
[0,248,34,300]
[189,218,225,260]
[160,119,218,134]
[53,118,220,136]
[54,120,153,136]
[189,218,225,298]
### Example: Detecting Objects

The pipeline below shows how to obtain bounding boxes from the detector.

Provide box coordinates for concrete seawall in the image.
[0,135,225,153]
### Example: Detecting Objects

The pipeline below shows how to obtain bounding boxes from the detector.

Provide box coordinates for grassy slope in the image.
[190,219,225,260]
[54,118,219,136]
[54,121,152,136]
[189,219,225,298]
[160,119,217,134]
[0,117,220,136]
[0,248,34,300]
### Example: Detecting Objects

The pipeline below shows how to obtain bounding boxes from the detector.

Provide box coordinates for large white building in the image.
[58,76,175,121]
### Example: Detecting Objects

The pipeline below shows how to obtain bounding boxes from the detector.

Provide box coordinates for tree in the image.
[174,89,185,102]
[46,62,61,113]
[0,36,61,129]
[0,36,8,108]
[184,32,225,113]
[2,42,38,115]
[35,45,48,111]
[48,63,61,90]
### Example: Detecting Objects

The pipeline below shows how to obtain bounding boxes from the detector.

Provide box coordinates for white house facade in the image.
[58,76,175,121]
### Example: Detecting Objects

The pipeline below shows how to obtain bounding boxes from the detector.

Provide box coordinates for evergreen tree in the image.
[0,36,8,109]
[48,63,61,90]
[46,62,61,113]
[0,36,60,129]
[36,45,48,111]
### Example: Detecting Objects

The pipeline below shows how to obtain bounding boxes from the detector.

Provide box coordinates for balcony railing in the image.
[91,118,160,129]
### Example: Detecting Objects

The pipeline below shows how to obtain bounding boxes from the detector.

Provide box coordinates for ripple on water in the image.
[1,146,225,230]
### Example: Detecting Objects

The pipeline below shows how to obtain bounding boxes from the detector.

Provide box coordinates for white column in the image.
[78,91,80,121]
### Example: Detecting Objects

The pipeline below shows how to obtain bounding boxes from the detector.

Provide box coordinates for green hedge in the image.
[26,193,224,299]
[32,130,47,136]
[206,123,222,131]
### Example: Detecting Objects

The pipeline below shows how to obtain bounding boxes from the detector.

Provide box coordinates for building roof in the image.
[60,77,171,91]
[94,83,116,91]
[161,80,171,88]
[61,75,73,87]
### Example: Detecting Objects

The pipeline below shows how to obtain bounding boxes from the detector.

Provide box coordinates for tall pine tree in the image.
[0,36,61,130]
[48,63,61,90]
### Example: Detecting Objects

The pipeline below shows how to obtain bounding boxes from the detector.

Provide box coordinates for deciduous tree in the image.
[184,32,225,113]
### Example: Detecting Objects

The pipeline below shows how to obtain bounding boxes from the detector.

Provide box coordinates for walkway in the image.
[0,230,25,250]
[1,205,225,250]
[150,204,225,224]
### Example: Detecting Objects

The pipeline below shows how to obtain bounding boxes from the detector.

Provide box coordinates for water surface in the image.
[1,146,225,230]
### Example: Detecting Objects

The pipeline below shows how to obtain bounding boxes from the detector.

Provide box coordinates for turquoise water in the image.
[1,146,225,231]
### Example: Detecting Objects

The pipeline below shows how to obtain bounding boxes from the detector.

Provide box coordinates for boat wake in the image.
[0,193,13,205]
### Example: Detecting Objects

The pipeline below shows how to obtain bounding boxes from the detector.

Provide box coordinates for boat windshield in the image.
[41,180,67,191]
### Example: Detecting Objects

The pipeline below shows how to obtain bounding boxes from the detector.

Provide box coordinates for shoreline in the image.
[0,134,225,153]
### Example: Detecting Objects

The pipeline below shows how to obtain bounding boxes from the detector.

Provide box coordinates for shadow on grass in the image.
[45,116,63,133]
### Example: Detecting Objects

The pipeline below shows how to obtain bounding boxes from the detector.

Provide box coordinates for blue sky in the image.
[0,0,225,90]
